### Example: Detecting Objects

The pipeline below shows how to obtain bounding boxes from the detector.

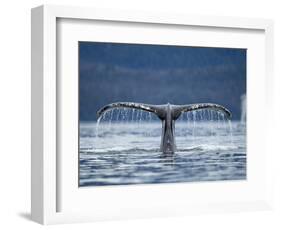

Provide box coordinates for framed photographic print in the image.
[31,5,274,224]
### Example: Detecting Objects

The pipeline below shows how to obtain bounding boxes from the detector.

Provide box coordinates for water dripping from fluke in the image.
[95,102,232,154]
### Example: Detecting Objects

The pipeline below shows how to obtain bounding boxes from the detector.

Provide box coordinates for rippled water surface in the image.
[79,120,246,186]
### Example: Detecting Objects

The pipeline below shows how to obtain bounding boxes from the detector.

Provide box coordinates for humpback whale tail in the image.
[97,102,231,154]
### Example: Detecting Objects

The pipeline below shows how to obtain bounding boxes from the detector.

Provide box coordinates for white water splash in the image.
[94,107,235,150]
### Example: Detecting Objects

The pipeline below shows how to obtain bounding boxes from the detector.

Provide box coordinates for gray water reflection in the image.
[79,120,246,186]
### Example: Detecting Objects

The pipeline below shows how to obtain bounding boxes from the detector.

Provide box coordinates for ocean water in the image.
[79,120,246,186]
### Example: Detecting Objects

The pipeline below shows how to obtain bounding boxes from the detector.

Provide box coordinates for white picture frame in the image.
[31,5,274,225]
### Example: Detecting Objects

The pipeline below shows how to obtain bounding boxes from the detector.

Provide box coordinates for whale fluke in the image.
[97,102,167,119]
[172,103,231,120]
[97,102,231,154]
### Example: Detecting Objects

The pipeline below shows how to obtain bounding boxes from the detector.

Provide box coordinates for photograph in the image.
[79,41,247,187]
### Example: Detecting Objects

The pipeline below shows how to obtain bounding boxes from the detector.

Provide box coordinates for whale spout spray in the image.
[97,102,231,154]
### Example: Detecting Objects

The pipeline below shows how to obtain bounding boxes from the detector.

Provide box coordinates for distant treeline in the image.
[79,42,246,121]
